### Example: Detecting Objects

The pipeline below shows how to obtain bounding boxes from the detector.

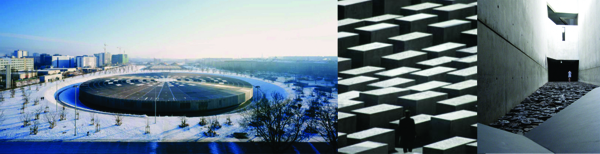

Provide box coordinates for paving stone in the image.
[339,0,373,20]
[455,45,477,58]
[339,32,360,58]
[339,18,366,33]
[366,77,415,90]
[421,42,465,58]
[416,56,459,69]
[339,112,358,134]
[432,3,476,21]
[339,99,366,113]
[339,57,353,72]
[381,50,428,69]
[430,110,477,141]
[363,14,403,26]
[339,66,386,78]
[388,32,433,53]
[460,28,477,47]
[389,114,433,146]
[374,67,421,80]
[439,79,477,98]
[338,76,380,93]
[401,2,442,16]
[408,66,456,84]
[371,0,412,15]
[395,13,439,34]
[355,23,400,44]
[348,42,394,67]
[427,19,471,45]
[436,94,477,114]
[398,91,448,115]
[423,136,476,154]
[338,141,388,154]
[339,90,362,100]
[351,104,403,131]
[360,87,410,106]
[347,128,396,151]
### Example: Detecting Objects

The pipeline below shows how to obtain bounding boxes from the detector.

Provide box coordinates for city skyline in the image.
[0,0,336,59]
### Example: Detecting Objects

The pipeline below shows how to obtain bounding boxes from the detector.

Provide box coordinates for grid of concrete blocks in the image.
[337,0,478,153]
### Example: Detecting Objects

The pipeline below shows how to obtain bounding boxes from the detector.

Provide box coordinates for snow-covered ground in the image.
[0,65,337,142]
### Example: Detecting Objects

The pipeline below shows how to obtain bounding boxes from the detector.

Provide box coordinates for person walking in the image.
[568,71,572,82]
[396,110,416,153]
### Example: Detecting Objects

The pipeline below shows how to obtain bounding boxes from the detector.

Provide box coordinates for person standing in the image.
[396,110,416,153]
[568,71,572,82]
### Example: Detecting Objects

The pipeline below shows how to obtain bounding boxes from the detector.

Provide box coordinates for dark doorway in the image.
[548,57,578,82]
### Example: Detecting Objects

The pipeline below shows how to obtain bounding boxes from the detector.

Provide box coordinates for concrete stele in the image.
[423,136,476,153]
[436,94,477,114]
[338,141,388,154]
[447,66,477,83]
[381,50,428,69]
[347,127,396,151]
[409,66,456,84]
[339,66,386,78]
[360,87,410,106]
[367,77,415,89]
[416,56,459,69]
[374,66,421,79]
[422,42,466,58]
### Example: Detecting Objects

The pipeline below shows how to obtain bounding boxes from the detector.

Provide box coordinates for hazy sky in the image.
[0,0,336,59]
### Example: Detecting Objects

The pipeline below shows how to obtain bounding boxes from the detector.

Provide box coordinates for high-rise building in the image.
[94,52,112,67]
[111,54,128,65]
[76,55,97,68]
[51,55,75,68]
[0,58,34,71]
[13,50,28,58]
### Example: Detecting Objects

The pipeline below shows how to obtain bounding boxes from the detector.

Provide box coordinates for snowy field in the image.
[0,65,337,142]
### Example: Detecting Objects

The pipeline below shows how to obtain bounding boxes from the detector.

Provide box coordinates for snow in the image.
[0,65,338,142]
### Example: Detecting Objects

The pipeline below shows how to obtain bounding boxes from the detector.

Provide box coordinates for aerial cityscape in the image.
[0,0,337,153]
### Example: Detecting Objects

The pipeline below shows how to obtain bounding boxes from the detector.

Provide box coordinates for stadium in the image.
[78,72,253,113]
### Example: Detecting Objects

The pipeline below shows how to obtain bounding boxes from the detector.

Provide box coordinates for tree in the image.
[10,89,15,98]
[179,116,189,128]
[45,111,57,129]
[59,107,67,121]
[241,91,308,153]
[34,106,43,120]
[20,111,32,127]
[0,110,5,127]
[115,114,123,126]
[315,104,338,151]
[145,117,151,134]
[30,121,39,135]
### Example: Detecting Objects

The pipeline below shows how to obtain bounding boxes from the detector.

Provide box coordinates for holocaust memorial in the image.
[78,73,253,114]
[338,0,478,153]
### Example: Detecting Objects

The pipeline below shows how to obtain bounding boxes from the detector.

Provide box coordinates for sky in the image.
[0,0,336,59]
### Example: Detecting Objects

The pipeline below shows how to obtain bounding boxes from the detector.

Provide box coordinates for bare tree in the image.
[114,114,123,126]
[10,89,15,98]
[242,91,308,153]
[225,116,233,126]
[29,120,39,135]
[145,117,150,134]
[34,98,40,106]
[0,91,5,103]
[0,110,5,127]
[199,117,207,126]
[95,118,101,133]
[90,113,95,125]
[34,106,43,120]
[45,111,57,129]
[59,107,67,121]
[315,104,338,151]
[20,111,32,127]
[179,116,189,128]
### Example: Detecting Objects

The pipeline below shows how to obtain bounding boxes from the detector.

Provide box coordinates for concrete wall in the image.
[577,0,600,85]
[478,0,549,124]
